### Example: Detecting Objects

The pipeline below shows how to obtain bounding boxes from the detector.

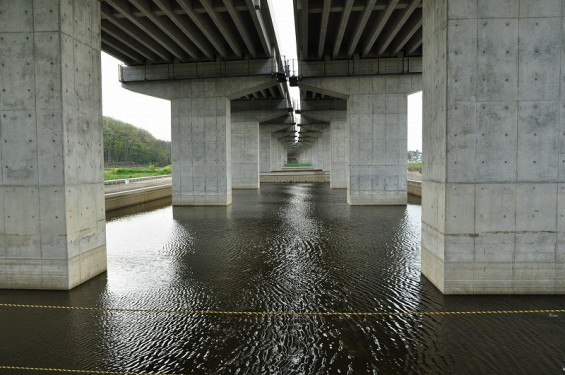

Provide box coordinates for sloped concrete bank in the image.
[407,180,422,197]
[260,171,330,183]
[105,185,172,211]
[105,176,419,210]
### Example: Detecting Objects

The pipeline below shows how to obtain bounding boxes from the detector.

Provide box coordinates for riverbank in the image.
[105,172,422,211]
[105,176,171,211]
[407,171,422,197]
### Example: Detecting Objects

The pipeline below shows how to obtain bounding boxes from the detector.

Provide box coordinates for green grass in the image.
[284,162,312,167]
[408,162,422,173]
[104,165,172,180]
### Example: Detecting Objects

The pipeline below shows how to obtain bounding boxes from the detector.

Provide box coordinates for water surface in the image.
[1,184,564,374]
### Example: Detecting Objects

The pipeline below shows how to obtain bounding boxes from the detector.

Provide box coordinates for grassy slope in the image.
[104,166,171,180]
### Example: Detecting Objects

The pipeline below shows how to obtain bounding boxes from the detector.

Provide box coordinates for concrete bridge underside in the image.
[0,0,563,294]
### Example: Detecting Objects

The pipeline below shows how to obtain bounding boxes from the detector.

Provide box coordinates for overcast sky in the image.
[100,0,422,151]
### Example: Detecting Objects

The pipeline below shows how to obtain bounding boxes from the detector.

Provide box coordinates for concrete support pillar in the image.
[301,76,421,204]
[322,128,331,172]
[331,115,347,188]
[347,79,409,205]
[231,114,259,189]
[306,111,347,187]
[270,136,284,171]
[312,126,331,171]
[232,112,287,189]
[171,94,231,205]
[259,125,288,173]
[124,77,277,205]
[422,0,565,294]
[298,148,310,166]
[0,0,106,289]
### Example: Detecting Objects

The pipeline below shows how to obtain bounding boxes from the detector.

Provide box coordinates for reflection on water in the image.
[1,184,564,374]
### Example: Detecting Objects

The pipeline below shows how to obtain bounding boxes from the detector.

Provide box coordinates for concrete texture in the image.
[301,111,348,188]
[105,185,171,211]
[266,126,292,172]
[231,111,288,189]
[260,171,330,183]
[0,0,106,289]
[123,77,280,205]
[422,0,565,294]
[407,180,422,197]
[231,113,259,189]
[301,75,422,205]
[260,125,290,173]
[296,125,331,172]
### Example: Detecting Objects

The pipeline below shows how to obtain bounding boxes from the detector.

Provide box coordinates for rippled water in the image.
[1,184,564,374]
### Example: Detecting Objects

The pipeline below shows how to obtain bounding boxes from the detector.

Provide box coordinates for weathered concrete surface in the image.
[123,77,280,205]
[301,111,348,188]
[301,75,422,205]
[422,0,565,294]
[407,180,422,197]
[260,172,330,183]
[105,185,171,211]
[231,112,289,189]
[268,126,292,172]
[0,0,106,289]
[260,125,290,173]
[231,113,260,189]
[296,125,331,172]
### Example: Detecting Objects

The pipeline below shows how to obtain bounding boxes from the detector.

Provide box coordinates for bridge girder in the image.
[100,0,280,64]
[294,0,423,60]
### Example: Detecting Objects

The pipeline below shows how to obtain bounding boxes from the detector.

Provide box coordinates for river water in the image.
[0,183,564,374]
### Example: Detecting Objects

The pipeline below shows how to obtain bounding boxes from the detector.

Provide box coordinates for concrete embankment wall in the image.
[105,185,172,211]
[260,172,330,183]
[407,180,422,197]
[105,175,418,210]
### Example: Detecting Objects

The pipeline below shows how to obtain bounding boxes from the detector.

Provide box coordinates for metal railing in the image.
[119,58,287,83]
[104,175,172,194]
[285,56,423,80]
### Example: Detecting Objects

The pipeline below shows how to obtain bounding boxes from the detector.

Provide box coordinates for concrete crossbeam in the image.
[120,58,282,82]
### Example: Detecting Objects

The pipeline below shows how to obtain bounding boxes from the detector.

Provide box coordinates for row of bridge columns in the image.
[0,0,563,294]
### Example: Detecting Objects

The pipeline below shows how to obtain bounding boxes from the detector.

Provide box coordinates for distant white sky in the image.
[101,0,422,151]
[407,91,422,151]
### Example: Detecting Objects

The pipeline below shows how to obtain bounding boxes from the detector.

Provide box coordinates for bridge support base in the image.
[123,77,286,205]
[422,0,565,294]
[300,75,422,205]
[0,0,106,289]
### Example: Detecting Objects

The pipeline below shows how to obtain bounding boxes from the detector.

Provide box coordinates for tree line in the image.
[103,116,171,166]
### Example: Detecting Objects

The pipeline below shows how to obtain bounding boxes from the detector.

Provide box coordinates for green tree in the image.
[103,116,171,166]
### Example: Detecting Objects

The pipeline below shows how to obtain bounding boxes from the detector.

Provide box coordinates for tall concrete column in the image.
[302,111,347,188]
[331,113,348,188]
[231,113,259,189]
[171,94,231,205]
[0,0,106,289]
[423,0,565,294]
[124,77,277,205]
[259,124,289,173]
[270,135,284,171]
[232,112,288,189]
[303,125,331,172]
[322,128,331,172]
[301,75,421,204]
